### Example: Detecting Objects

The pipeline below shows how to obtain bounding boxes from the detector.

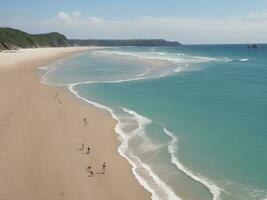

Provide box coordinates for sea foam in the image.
[39,47,225,200]
[120,107,183,200]
[238,58,249,62]
[163,127,222,200]
[95,49,220,66]
[68,83,183,200]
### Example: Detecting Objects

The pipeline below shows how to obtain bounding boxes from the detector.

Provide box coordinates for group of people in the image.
[54,92,107,177]
[86,162,106,177]
[78,143,107,177]
[79,143,90,154]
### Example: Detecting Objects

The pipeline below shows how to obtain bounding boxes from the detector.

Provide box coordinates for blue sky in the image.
[1,0,267,44]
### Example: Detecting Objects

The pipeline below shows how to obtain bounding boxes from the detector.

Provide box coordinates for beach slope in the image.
[0,47,150,200]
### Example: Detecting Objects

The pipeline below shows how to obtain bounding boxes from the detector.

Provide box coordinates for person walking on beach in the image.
[79,143,84,151]
[102,162,106,174]
[54,92,58,99]
[83,118,88,126]
[88,170,94,177]
[86,166,92,172]
[86,147,90,154]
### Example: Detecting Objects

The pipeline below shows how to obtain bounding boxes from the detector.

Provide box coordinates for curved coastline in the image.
[66,81,222,200]
[38,46,267,200]
[0,47,151,200]
[39,48,226,200]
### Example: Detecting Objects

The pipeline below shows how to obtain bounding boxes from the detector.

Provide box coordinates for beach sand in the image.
[0,47,150,200]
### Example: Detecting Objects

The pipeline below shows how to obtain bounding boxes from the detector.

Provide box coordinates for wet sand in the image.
[0,47,150,200]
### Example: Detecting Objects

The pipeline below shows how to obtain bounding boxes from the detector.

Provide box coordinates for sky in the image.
[1,0,267,44]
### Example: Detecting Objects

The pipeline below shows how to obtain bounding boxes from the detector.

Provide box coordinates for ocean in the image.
[40,45,267,200]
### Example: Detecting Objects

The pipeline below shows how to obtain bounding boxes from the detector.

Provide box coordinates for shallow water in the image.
[41,45,267,200]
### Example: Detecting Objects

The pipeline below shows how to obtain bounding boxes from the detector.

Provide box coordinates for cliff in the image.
[0,28,69,50]
[0,27,181,50]
[69,39,180,46]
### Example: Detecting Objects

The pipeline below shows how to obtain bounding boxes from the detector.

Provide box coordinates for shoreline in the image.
[59,49,222,200]
[0,47,150,200]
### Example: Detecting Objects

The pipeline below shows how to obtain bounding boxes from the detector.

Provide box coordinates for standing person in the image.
[83,118,88,126]
[102,162,106,174]
[79,143,84,151]
[86,166,92,172]
[86,147,90,154]
[88,170,94,177]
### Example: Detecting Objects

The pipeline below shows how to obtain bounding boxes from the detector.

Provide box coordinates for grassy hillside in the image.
[0,27,181,50]
[0,28,69,50]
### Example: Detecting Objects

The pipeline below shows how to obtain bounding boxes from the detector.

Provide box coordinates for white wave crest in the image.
[223,57,250,63]
[68,80,223,200]
[163,127,222,200]
[224,58,234,63]
[120,107,182,200]
[238,58,249,62]
[68,83,183,200]
[94,49,219,66]
[39,48,227,200]
[137,68,150,77]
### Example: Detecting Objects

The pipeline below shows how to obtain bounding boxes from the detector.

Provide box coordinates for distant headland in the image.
[69,39,181,47]
[0,27,181,50]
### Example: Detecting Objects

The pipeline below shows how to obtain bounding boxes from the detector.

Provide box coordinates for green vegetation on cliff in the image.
[69,39,180,46]
[0,27,181,50]
[0,27,69,50]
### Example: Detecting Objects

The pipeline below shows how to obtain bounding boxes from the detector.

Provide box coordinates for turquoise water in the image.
[41,45,267,200]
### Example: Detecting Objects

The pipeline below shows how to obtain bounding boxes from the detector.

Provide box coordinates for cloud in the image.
[244,12,267,21]
[2,10,267,44]
[88,17,104,23]
[44,11,267,43]
[54,11,83,22]
[56,12,70,20]
[71,10,82,18]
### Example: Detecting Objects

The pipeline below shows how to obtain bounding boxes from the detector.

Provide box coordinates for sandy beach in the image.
[0,47,150,200]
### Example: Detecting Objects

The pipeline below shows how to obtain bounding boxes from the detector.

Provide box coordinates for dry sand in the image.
[0,47,150,200]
